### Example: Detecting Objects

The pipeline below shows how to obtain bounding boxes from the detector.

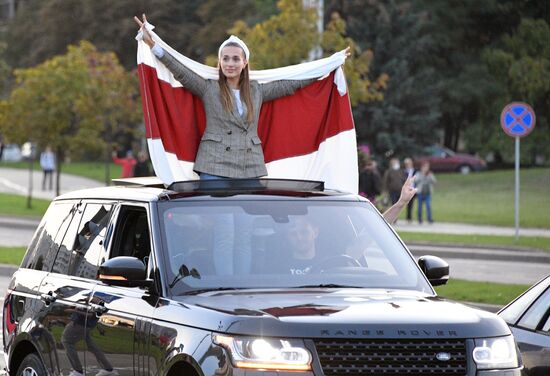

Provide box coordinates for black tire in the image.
[16,353,47,376]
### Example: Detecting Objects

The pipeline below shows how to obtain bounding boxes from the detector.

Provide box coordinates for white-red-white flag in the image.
[137,24,358,193]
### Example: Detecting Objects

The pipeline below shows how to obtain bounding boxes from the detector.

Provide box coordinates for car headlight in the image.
[213,334,312,371]
[473,335,519,369]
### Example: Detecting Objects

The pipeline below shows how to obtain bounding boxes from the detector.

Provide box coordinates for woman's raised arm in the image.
[134,14,207,97]
[134,14,155,48]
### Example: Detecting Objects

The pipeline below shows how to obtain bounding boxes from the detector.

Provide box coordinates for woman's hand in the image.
[134,13,155,48]
[398,175,417,205]
[342,46,351,67]
[344,46,351,59]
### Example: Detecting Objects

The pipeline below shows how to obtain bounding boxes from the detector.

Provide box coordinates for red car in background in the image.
[414,145,487,174]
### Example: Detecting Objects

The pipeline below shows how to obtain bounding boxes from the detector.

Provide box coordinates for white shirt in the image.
[232,89,244,115]
[151,44,165,58]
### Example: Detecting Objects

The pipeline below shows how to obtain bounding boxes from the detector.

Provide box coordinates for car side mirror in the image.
[418,255,449,286]
[98,256,153,288]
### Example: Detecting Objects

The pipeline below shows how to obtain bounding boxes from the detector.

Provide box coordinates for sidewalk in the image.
[0,166,102,201]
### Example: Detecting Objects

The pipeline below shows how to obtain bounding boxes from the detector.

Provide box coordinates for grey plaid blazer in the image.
[158,52,314,178]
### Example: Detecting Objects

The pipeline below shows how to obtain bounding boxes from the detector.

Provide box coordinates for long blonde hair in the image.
[218,42,254,124]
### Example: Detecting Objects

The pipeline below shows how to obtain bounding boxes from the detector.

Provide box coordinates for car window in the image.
[55,203,113,278]
[542,314,550,333]
[159,200,432,295]
[517,286,550,331]
[499,277,550,325]
[109,206,151,264]
[21,201,77,271]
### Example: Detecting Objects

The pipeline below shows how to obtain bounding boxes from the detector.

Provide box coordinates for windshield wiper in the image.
[295,284,361,289]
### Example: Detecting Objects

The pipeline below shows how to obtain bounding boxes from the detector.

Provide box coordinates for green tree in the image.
[327,0,441,159]
[1,0,277,71]
[416,0,512,152]
[0,41,141,193]
[328,0,549,160]
[0,42,10,96]
[468,18,550,164]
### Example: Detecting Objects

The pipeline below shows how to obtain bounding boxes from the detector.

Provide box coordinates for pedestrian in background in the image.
[359,159,382,205]
[112,150,137,178]
[133,151,152,177]
[415,161,436,224]
[383,157,406,205]
[40,145,55,191]
[403,157,417,223]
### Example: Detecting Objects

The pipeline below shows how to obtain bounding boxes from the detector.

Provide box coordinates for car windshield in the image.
[158,199,433,295]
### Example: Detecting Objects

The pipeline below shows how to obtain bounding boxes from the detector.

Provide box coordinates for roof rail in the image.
[167,178,325,193]
[112,176,165,188]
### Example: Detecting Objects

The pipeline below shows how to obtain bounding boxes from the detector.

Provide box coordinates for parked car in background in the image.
[0,144,22,162]
[414,145,487,174]
[498,275,550,376]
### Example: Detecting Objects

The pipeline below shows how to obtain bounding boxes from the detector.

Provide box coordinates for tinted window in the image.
[110,206,151,263]
[500,277,550,325]
[159,200,431,295]
[55,203,112,278]
[517,286,550,331]
[21,202,77,271]
[543,314,550,333]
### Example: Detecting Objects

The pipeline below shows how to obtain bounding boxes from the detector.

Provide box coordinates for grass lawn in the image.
[398,231,550,252]
[410,167,550,229]
[0,247,26,265]
[435,279,528,306]
[0,193,50,217]
[0,161,121,183]
[62,161,121,182]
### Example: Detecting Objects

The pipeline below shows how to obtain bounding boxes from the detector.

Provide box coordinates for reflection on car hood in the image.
[158,288,510,338]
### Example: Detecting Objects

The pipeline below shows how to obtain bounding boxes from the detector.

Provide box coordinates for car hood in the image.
[158,288,510,339]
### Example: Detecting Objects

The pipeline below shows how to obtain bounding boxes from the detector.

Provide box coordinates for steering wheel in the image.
[309,254,361,273]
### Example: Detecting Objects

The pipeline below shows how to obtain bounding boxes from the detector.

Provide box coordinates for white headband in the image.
[218,35,250,61]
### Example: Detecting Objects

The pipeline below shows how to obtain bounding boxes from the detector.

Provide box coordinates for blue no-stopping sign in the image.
[500,102,536,138]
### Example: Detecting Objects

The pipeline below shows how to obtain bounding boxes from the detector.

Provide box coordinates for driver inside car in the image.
[275,217,361,275]
[284,217,320,275]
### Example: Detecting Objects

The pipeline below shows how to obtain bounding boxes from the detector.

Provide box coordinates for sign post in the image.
[500,102,536,239]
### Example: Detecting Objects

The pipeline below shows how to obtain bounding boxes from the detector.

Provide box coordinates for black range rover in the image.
[3,179,523,376]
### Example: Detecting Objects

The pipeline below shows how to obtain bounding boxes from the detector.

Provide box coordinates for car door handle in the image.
[90,303,108,316]
[40,292,57,305]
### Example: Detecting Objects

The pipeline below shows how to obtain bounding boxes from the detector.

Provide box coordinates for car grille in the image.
[314,338,467,375]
